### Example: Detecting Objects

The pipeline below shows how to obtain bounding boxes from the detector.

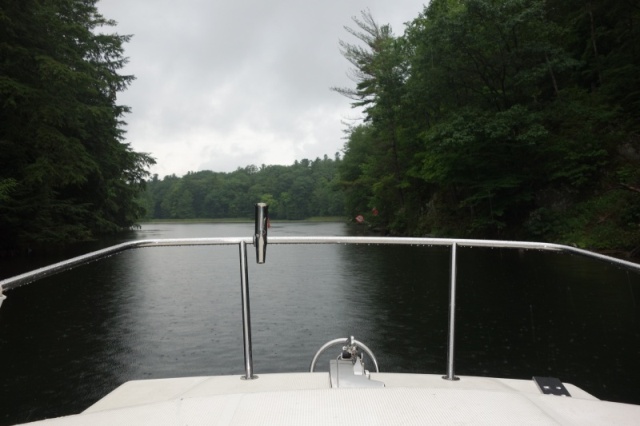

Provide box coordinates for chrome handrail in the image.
[2,236,639,381]
[3,236,640,291]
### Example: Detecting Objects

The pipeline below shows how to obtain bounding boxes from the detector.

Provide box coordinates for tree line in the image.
[0,0,154,253]
[140,155,344,220]
[337,0,640,253]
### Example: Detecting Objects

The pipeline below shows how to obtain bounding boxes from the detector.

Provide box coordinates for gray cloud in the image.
[98,0,425,177]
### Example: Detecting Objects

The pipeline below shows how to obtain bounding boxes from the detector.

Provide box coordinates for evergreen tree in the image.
[0,0,154,251]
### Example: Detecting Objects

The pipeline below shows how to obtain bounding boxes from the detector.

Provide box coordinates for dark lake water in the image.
[1,222,639,424]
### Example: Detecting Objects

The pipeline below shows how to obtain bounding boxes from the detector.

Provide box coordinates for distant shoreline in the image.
[139,217,347,224]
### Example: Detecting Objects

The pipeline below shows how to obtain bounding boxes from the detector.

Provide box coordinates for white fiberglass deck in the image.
[19,373,640,425]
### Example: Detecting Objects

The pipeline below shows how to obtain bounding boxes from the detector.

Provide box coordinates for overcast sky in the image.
[97,0,426,178]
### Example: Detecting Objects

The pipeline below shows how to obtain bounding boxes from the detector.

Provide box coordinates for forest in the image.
[1,0,640,255]
[140,156,344,220]
[0,0,153,253]
[335,0,640,253]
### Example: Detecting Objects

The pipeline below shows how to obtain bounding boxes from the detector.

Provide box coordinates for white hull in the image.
[20,373,640,425]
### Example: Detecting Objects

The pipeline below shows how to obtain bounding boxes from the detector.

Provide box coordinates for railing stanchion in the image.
[443,242,460,381]
[239,240,256,379]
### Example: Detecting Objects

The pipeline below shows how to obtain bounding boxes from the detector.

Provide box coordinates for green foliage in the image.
[0,179,17,202]
[143,156,345,221]
[337,1,640,251]
[0,0,154,251]
[542,190,640,251]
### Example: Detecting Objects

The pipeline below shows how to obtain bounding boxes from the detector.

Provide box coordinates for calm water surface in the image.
[1,222,639,424]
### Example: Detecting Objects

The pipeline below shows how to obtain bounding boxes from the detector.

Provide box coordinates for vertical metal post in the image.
[443,242,460,381]
[239,240,256,379]
[254,203,268,264]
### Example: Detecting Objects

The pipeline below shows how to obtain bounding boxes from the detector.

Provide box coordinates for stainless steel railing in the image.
[2,235,640,380]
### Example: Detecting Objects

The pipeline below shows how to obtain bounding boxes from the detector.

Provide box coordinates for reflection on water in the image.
[0,222,639,424]
[453,248,640,398]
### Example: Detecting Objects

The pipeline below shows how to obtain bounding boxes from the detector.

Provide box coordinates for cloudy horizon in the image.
[97,0,426,177]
